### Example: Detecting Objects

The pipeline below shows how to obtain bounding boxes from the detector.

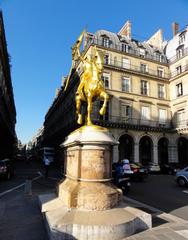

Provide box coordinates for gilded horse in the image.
[76,47,109,126]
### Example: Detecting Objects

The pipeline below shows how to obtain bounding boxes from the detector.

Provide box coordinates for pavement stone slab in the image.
[165,231,188,240]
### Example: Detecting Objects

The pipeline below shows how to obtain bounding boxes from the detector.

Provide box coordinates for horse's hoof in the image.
[100,108,106,115]
[77,115,82,125]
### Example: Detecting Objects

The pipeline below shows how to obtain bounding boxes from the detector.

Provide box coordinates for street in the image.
[1,162,188,223]
[0,160,61,240]
[1,161,188,239]
[128,173,188,221]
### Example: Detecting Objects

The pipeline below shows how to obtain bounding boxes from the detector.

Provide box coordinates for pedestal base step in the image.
[39,193,151,240]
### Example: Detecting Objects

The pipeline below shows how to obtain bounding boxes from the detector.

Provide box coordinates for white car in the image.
[147,162,160,173]
[175,167,188,187]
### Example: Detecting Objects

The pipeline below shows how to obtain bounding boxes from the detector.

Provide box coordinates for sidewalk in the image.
[0,162,61,240]
[0,171,188,239]
[124,197,188,240]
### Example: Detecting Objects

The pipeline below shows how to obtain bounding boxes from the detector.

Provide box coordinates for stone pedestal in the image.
[58,125,120,210]
[39,126,151,240]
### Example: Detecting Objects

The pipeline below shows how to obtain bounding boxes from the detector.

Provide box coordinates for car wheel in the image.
[177,177,186,187]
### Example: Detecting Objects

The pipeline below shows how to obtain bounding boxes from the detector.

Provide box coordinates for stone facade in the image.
[0,11,16,158]
[36,21,188,168]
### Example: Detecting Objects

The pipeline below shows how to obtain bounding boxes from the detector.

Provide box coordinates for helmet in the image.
[122,159,129,164]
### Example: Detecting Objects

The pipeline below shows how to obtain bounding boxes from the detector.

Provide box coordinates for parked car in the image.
[0,158,14,180]
[146,162,160,173]
[14,154,25,161]
[175,167,188,187]
[130,162,148,181]
[160,163,179,175]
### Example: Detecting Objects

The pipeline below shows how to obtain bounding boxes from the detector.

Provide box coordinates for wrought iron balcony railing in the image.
[172,119,188,129]
[86,38,168,64]
[92,114,172,129]
[169,47,188,63]
[103,59,169,79]
[170,64,188,78]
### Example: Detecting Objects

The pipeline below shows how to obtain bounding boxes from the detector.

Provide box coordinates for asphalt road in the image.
[0,160,61,195]
[128,173,188,221]
[0,160,61,240]
[1,161,188,222]
[0,161,41,194]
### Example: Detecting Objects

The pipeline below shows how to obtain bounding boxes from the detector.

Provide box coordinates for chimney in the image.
[118,20,131,40]
[172,22,179,36]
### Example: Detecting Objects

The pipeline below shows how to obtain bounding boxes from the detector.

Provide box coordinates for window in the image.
[140,48,145,58]
[179,34,185,44]
[176,110,185,125]
[122,58,130,69]
[140,63,148,73]
[102,37,109,47]
[176,65,182,75]
[141,80,148,95]
[121,43,129,53]
[122,77,130,92]
[141,106,150,123]
[102,73,110,89]
[176,83,183,97]
[159,109,167,124]
[155,52,162,62]
[121,105,132,120]
[157,67,164,78]
[158,84,165,99]
[176,47,184,59]
[114,56,117,66]
[104,55,109,64]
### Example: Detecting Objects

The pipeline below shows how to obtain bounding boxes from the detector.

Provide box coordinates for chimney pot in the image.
[172,22,179,36]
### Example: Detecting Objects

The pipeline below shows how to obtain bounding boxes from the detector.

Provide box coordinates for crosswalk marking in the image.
[176,230,188,239]
[0,172,42,197]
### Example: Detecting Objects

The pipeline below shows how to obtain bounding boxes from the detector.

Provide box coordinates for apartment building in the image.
[38,21,188,167]
[0,11,17,158]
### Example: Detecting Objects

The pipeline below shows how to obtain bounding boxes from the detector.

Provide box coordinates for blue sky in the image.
[0,0,188,144]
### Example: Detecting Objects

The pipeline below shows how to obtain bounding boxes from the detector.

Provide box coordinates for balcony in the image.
[169,47,188,63]
[103,60,169,79]
[86,38,168,64]
[92,114,172,130]
[172,119,188,129]
[170,64,188,78]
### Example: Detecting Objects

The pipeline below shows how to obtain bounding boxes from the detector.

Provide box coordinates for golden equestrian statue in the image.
[65,30,109,126]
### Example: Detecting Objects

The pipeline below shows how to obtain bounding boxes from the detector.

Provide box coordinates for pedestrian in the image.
[44,156,50,178]
[122,159,133,174]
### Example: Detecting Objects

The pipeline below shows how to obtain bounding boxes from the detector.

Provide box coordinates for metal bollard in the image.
[25,177,32,195]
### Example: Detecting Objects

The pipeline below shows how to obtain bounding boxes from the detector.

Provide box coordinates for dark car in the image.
[0,159,14,180]
[130,162,148,181]
[14,154,25,161]
[160,163,179,175]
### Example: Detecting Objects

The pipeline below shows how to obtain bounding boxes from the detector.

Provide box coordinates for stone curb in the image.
[123,196,188,225]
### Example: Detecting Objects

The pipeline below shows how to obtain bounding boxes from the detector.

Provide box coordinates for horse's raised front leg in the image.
[87,94,93,126]
[99,91,109,115]
[76,94,82,125]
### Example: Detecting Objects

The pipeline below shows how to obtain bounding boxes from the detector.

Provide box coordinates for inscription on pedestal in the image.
[81,149,110,179]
